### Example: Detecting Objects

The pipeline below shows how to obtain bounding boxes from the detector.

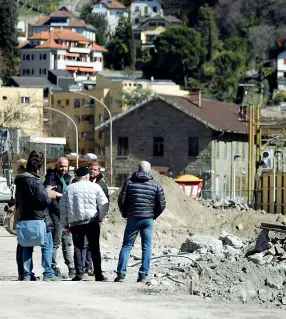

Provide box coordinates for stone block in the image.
[224,234,243,249]
[266,275,283,289]
[181,235,223,254]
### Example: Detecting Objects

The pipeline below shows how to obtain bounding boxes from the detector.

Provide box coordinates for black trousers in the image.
[16,244,24,277]
[71,222,102,279]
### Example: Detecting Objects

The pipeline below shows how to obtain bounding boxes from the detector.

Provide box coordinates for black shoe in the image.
[95,275,108,282]
[114,273,125,283]
[52,267,62,277]
[68,268,76,279]
[18,275,24,281]
[137,275,147,283]
[72,276,83,281]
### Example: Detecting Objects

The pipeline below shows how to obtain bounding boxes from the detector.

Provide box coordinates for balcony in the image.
[66,60,96,68]
[69,47,91,54]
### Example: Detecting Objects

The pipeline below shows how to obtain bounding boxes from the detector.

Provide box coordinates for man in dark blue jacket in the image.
[15,156,58,281]
[114,161,166,283]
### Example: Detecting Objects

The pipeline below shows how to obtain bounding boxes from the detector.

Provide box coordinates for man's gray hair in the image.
[138,161,151,173]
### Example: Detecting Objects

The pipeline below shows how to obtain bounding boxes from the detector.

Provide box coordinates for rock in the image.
[255,230,270,252]
[224,234,243,249]
[248,252,265,264]
[268,246,276,256]
[266,275,283,289]
[196,248,208,255]
[131,254,141,261]
[147,279,159,286]
[219,231,229,241]
[213,201,223,208]
[161,280,172,287]
[181,235,223,254]
[169,248,180,255]
[166,272,174,277]
[229,285,247,303]
[276,215,286,225]
[275,244,285,256]
[281,297,286,305]
[261,255,274,265]
[236,223,244,231]
[258,289,272,302]
[154,273,165,278]
[223,245,241,258]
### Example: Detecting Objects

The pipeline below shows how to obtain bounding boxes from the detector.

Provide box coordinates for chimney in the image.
[188,90,201,107]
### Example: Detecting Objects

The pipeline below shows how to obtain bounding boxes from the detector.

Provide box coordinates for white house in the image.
[17,29,107,85]
[130,0,164,26]
[277,50,286,91]
[92,0,126,36]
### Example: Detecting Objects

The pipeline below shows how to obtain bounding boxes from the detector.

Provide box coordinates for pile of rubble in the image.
[200,198,266,214]
[141,224,286,309]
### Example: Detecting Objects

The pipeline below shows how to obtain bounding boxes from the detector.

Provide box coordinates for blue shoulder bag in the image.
[16,220,47,247]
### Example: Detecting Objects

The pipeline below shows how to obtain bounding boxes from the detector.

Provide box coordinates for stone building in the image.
[96,94,249,200]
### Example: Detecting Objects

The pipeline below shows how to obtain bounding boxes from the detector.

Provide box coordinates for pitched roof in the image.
[35,32,64,49]
[91,42,107,52]
[94,95,248,134]
[33,11,96,30]
[9,77,61,90]
[28,29,92,43]
[100,0,126,9]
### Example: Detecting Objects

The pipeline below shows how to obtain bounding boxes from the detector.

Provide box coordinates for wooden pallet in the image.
[259,222,286,233]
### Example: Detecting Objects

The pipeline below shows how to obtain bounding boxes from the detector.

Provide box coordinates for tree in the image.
[0,0,19,82]
[80,5,108,44]
[105,17,136,70]
[143,26,206,84]
[121,86,155,107]
[198,4,220,61]
[248,25,275,61]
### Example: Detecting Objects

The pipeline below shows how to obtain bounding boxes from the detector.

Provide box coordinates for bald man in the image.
[44,157,75,278]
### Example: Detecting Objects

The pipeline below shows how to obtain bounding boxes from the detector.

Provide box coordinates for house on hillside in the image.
[32,10,96,41]
[16,29,107,88]
[95,94,249,201]
[277,50,286,91]
[92,0,127,36]
[133,15,181,56]
[130,0,164,26]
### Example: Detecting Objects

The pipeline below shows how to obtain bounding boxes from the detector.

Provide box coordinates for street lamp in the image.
[233,154,242,201]
[74,91,113,187]
[44,106,79,169]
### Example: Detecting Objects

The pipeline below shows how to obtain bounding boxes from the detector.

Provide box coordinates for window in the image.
[42,54,47,60]
[99,131,103,139]
[74,99,80,108]
[2,96,7,100]
[149,22,156,27]
[26,69,30,75]
[118,137,129,156]
[31,69,34,75]
[98,114,103,122]
[144,6,148,15]
[135,6,139,12]
[22,69,26,75]
[134,33,140,40]
[21,97,30,104]
[82,98,85,106]
[58,55,61,60]
[284,59,286,65]
[188,137,199,156]
[26,54,30,60]
[153,6,158,12]
[39,69,41,75]
[14,112,20,120]
[31,54,35,60]
[22,54,25,60]
[153,137,164,156]
[57,100,61,108]
[158,23,165,27]
[66,99,70,106]
[135,18,139,24]
[42,68,47,75]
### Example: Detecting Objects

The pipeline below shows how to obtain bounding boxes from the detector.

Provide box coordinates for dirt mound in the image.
[101,171,215,247]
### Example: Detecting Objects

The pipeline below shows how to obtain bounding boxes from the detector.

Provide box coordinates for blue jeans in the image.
[22,231,55,279]
[117,218,153,277]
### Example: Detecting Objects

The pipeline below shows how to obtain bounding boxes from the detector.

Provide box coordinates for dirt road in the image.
[0,227,285,319]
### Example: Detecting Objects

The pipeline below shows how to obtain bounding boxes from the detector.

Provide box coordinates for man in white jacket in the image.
[60,167,109,281]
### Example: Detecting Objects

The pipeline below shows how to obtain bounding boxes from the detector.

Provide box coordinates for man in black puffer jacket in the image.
[114,161,166,283]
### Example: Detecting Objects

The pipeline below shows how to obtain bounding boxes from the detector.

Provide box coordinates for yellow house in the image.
[0,87,44,137]
[49,71,188,155]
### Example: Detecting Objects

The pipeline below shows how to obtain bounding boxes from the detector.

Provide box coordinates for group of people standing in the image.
[14,151,166,283]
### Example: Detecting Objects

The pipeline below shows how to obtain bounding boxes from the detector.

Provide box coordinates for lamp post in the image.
[74,91,113,187]
[273,150,283,213]
[44,106,79,169]
[233,154,242,201]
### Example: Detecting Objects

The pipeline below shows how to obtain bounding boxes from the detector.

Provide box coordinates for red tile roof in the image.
[100,0,126,9]
[28,29,91,43]
[35,32,64,49]
[91,42,107,52]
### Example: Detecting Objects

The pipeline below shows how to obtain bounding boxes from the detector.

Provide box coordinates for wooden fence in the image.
[255,173,286,214]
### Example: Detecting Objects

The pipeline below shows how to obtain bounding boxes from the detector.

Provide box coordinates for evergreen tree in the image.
[198,4,219,62]
[0,0,19,82]
[125,13,136,71]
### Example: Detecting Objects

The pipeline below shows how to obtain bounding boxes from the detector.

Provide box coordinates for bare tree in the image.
[248,25,275,61]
